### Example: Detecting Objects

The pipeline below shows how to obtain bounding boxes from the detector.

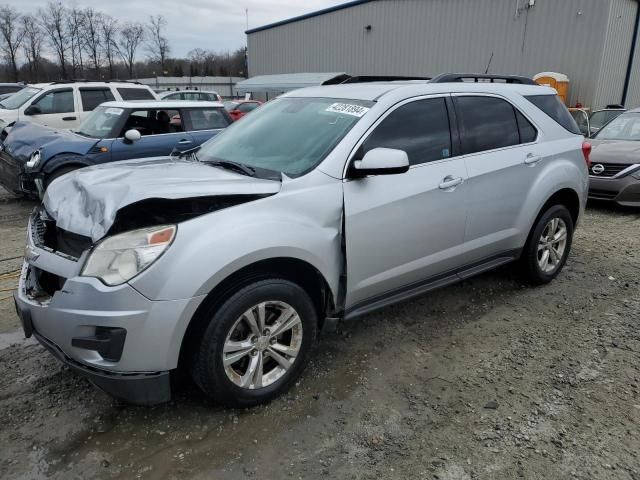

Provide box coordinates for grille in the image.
[30,211,47,247]
[590,163,632,178]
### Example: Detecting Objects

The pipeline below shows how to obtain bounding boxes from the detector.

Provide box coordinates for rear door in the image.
[453,94,543,265]
[183,107,231,145]
[78,87,116,123]
[343,95,469,310]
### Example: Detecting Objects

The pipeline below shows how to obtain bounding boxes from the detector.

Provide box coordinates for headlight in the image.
[82,225,176,286]
[631,166,640,179]
[26,150,41,169]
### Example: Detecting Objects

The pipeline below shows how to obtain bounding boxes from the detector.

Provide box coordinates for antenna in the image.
[245,8,249,31]
[484,51,494,74]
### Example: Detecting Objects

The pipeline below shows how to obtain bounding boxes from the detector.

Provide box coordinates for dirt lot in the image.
[0,188,639,480]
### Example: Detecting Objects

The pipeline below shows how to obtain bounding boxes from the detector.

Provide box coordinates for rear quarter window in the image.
[525,94,581,135]
[117,87,155,101]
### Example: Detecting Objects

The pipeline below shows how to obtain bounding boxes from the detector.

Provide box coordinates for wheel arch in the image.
[177,257,336,370]
[536,187,581,227]
[41,154,93,176]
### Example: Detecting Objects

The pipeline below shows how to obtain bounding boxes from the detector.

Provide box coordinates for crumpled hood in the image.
[589,139,640,165]
[43,157,282,241]
[2,121,95,164]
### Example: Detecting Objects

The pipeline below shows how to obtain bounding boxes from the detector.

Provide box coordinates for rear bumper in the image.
[589,175,640,207]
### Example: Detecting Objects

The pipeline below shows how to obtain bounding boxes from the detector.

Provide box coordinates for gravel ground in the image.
[0,188,639,480]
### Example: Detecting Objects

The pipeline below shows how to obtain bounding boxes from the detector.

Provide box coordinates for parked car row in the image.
[0,80,262,198]
[10,74,595,407]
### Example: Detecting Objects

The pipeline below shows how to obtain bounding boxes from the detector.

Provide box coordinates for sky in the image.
[7,0,347,57]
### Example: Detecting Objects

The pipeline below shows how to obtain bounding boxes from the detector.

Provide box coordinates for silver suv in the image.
[14,76,589,406]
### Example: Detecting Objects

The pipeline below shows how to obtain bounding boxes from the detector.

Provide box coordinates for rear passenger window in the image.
[455,96,520,154]
[516,110,537,143]
[184,108,230,130]
[117,88,155,100]
[362,98,452,165]
[80,88,115,111]
[525,94,581,135]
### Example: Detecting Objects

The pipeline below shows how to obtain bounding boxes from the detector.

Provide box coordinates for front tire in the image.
[191,279,317,407]
[520,204,574,284]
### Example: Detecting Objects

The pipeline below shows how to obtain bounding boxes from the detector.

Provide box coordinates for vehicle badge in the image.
[591,164,605,175]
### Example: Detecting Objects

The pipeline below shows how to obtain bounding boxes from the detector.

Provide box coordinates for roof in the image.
[99,100,224,109]
[246,0,376,34]
[235,72,348,93]
[281,81,557,101]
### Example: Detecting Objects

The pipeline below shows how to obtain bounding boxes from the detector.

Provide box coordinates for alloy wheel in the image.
[537,217,568,273]
[222,301,303,389]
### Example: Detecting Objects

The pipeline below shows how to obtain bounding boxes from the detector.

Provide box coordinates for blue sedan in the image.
[0,100,232,197]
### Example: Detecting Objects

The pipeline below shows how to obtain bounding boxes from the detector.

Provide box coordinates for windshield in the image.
[593,113,640,141]
[198,97,373,178]
[0,86,40,110]
[74,106,124,138]
[590,110,624,130]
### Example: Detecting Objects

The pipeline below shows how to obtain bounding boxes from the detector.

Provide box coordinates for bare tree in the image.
[100,14,118,79]
[118,22,144,79]
[0,6,25,81]
[81,7,102,77]
[67,7,85,78]
[21,14,44,82]
[39,1,69,79]
[146,15,170,74]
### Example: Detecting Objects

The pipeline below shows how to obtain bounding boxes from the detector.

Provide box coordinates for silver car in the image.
[14,78,589,406]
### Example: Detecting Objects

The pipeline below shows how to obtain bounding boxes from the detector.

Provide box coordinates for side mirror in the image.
[24,105,41,116]
[351,148,410,177]
[124,129,141,143]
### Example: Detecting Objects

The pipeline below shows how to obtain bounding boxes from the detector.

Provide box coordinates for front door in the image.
[110,108,196,161]
[343,96,469,310]
[25,88,78,129]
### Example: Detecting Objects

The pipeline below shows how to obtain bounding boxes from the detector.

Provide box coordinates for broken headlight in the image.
[26,150,41,169]
[82,225,176,286]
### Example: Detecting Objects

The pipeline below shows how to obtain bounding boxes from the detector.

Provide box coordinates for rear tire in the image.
[520,204,574,284]
[191,278,317,408]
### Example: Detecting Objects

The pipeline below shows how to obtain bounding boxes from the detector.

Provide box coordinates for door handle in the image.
[438,176,464,190]
[62,116,77,121]
[178,139,193,145]
[524,153,541,165]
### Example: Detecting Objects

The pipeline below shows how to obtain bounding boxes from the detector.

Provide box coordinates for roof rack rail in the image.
[341,75,431,84]
[430,73,537,85]
[50,79,143,85]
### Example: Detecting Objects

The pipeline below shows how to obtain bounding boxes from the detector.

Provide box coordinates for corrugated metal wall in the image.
[247,0,636,107]
[593,0,637,108]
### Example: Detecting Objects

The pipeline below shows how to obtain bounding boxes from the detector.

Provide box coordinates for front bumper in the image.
[13,211,205,405]
[0,149,39,196]
[589,175,640,207]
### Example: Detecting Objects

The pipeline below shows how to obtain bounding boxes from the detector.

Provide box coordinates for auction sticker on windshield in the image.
[105,108,124,115]
[325,103,370,117]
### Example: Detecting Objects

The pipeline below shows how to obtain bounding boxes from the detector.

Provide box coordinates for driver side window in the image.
[32,89,74,114]
[360,98,452,165]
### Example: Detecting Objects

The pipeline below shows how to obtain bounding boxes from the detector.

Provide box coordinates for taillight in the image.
[582,141,592,168]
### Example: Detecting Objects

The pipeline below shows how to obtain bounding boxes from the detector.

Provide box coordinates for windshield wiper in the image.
[204,159,256,177]
[170,145,201,159]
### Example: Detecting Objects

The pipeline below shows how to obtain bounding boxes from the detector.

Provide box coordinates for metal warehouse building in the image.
[246,0,640,108]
